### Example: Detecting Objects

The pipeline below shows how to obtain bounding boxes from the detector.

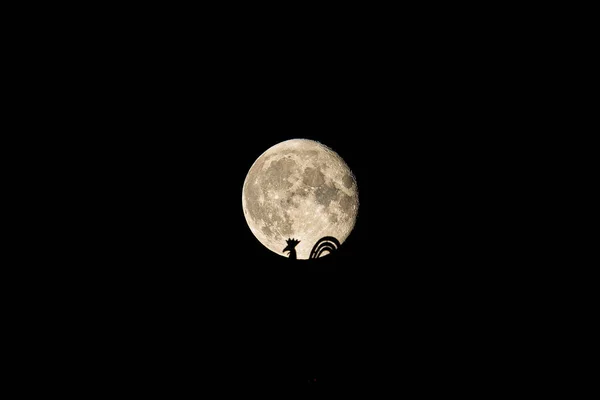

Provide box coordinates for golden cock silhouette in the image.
[283,236,341,259]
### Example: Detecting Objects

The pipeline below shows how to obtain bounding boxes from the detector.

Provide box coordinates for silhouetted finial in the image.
[309,236,340,259]
[283,238,300,259]
[286,238,300,247]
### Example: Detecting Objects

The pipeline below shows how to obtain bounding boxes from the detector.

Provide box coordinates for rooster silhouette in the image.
[283,236,341,259]
[283,238,300,259]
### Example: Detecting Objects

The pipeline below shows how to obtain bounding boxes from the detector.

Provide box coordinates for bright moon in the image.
[242,139,359,259]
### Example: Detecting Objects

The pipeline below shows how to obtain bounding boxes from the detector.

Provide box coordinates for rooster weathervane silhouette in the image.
[283,236,340,259]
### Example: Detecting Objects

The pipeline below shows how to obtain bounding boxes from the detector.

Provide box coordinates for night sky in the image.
[75,17,518,392]
[88,102,511,392]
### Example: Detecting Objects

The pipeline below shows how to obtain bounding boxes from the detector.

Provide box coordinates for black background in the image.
[84,96,514,392]
[44,7,531,393]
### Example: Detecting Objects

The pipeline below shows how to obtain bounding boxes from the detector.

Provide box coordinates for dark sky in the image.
[98,118,510,389]
[75,19,521,391]
[82,84,516,390]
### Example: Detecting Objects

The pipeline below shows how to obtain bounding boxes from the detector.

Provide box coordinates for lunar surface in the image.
[242,139,359,259]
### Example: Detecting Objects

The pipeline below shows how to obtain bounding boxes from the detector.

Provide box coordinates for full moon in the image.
[242,139,359,259]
